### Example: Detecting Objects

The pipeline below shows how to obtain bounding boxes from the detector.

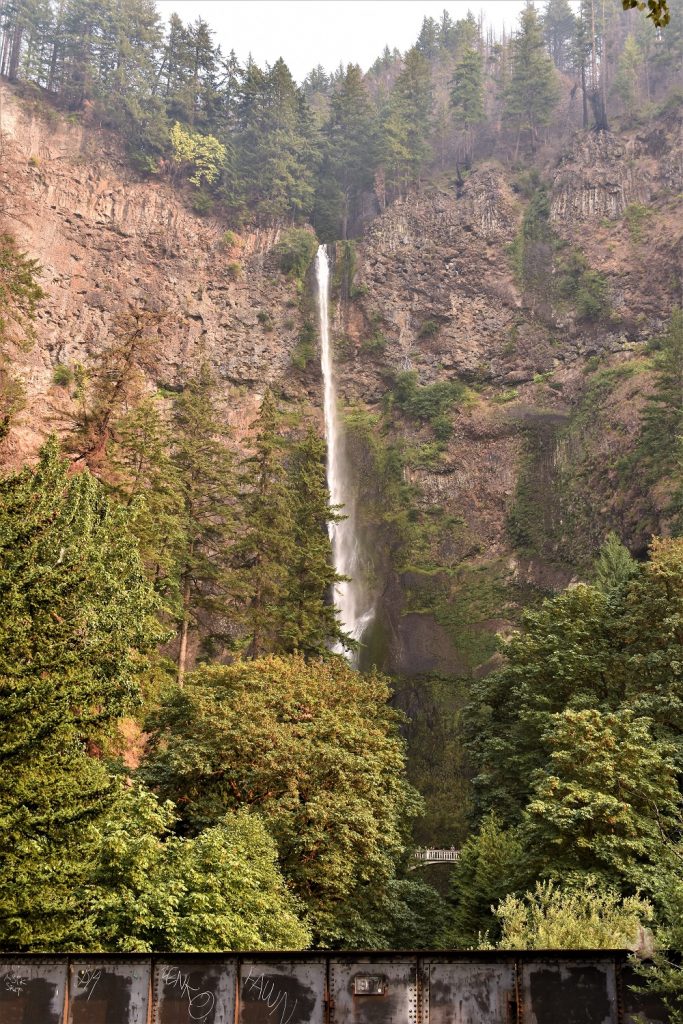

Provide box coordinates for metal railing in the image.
[413,848,461,864]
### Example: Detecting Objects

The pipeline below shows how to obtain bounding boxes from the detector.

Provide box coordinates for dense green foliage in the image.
[87,790,310,951]
[453,537,683,1010]
[141,655,422,946]
[0,438,432,952]
[492,879,653,950]
[0,440,162,948]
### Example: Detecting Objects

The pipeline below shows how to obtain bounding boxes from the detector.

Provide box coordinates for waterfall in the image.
[316,244,374,657]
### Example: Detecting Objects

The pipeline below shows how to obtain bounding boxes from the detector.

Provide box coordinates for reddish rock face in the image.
[1,81,681,676]
[0,83,313,466]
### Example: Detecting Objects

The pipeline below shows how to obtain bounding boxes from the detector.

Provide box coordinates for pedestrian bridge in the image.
[412,847,461,865]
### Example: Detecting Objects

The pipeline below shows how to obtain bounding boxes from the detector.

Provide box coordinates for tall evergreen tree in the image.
[450,33,484,164]
[316,63,377,239]
[542,0,576,70]
[233,390,295,657]
[108,395,185,615]
[0,439,162,948]
[234,57,316,224]
[637,309,683,487]
[170,365,236,684]
[505,4,560,155]
[380,47,433,198]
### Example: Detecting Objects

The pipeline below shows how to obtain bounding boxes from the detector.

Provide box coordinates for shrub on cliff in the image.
[275,228,318,281]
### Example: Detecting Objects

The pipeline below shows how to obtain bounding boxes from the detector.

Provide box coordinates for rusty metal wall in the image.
[0,952,671,1024]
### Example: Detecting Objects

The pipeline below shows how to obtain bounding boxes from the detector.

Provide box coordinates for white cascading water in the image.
[316,244,374,657]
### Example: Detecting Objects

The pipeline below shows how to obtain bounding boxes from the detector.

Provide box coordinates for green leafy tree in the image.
[466,537,683,825]
[622,0,670,29]
[642,856,683,1022]
[141,654,422,946]
[169,121,227,187]
[505,5,560,155]
[523,708,682,888]
[492,878,653,950]
[0,439,162,949]
[87,787,310,951]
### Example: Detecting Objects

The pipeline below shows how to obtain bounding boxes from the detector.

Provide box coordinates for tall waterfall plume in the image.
[316,244,374,657]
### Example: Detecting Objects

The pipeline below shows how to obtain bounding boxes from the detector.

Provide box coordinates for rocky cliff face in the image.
[2,82,681,678]
[0,85,315,463]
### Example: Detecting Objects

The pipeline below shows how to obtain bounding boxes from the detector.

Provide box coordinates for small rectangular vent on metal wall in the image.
[354,976,385,996]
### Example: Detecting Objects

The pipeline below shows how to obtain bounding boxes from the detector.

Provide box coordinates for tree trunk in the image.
[581,63,589,128]
[177,579,192,687]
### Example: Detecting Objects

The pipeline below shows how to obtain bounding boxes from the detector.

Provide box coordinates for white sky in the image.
[154,1,539,82]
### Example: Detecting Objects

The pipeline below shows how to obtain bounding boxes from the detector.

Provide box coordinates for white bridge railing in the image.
[412,848,461,865]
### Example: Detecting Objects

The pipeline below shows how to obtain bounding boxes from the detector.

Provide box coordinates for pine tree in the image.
[593,532,637,592]
[416,16,439,58]
[0,439,162,949]
[443,816,526,947]
[505,4,560,155]
[451,44,484,129]
[235,58,316,224]
[637,309,683,486]
[450,36,484,165]
[316,63,377,239]
[233,390,296,657]
[380,47,433,198]
[614,33,644,112]
[170,365,236,684]
[542,0,576,70]
[108,396,186,615]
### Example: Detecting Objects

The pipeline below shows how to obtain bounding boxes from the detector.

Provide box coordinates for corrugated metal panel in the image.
[67,959,150,1024]
[425,961,516,1024]
[239,958,326,1024]
[519,958,617,1024]
[152,960,235,1024]
[0,958,67,1024]
[330,957,418,1024]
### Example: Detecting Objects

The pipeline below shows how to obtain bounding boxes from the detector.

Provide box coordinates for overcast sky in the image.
[154,1,541,82]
